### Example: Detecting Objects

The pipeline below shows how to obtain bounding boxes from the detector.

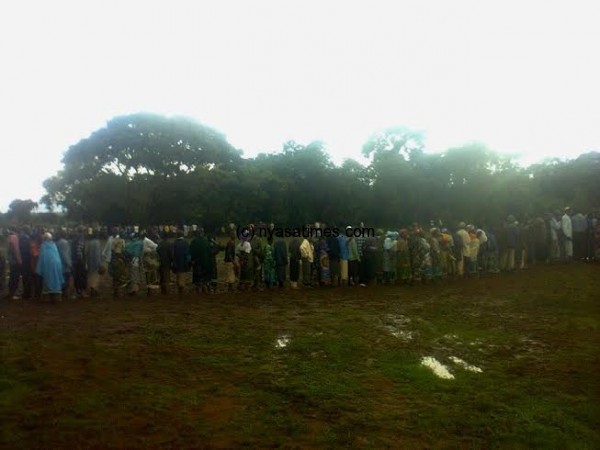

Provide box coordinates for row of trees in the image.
[27,113,600,230]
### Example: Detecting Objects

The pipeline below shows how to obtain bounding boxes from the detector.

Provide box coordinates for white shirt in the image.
[143,237,158,253]
[561,214,572,239]
[299,239,314,263]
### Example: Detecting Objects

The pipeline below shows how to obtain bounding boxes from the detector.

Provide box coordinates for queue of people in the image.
[0,207,599,301]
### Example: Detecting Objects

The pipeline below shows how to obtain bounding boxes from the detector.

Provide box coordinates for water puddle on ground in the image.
[275,335,291,349]
[381,314,414,342]
[449,356,483,373]
[383,327,414,341]
[420,356,455,380]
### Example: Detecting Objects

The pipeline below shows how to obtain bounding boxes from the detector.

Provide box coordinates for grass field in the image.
[1,263,599,448]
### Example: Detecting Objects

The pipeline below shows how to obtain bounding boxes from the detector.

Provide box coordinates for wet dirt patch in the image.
[420,356,455,380]
[449,356,483,373]
[380,314,415,342]
[275,335,291,349]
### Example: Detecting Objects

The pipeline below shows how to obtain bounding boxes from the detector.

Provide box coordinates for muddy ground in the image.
[1,263,599,448]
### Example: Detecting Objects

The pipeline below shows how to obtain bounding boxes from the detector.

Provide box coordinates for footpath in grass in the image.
[1,263,599,448]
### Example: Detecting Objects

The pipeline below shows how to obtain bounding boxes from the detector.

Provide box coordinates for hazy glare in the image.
[1,0,598,211]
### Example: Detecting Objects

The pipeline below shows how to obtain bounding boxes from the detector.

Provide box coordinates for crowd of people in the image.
[1,207,599,302]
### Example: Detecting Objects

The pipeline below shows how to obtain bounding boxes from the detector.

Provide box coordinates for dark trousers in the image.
[159,267,171,294]
[276,265,287,287]
[349,260,360,282]
[32,273,43,299]
[573,232,586,260]
[301,257,311,285]
[8,264,21,297]
[21,267,33,299]
[0,257,5,292]
[289,259,300,282]
[73,261,87,294]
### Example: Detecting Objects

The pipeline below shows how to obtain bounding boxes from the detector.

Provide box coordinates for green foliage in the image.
[6,199,38,223]
[41,115,600,229]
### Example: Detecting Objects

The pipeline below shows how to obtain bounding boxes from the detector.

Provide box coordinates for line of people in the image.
[1,207,598,301]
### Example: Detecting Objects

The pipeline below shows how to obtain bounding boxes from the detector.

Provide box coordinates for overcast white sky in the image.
[1,0,599,211]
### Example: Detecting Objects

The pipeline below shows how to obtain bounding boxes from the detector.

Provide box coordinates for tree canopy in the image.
[40,113,600,230]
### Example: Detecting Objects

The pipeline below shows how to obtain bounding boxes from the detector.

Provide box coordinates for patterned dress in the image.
[263,243,277,287]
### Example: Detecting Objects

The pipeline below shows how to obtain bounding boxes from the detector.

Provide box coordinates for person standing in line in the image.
[429,229,442,280]
[355,226,366,285]
[157,231,174,295]
[288,236,301,290]
[236,234,253,291]
[531,215,548,265]
[548,211,561,262]
[561,207,574,262]
[56,230,73,300]
[395,229,412,284]
[505,216,519,272]
[223,233,237,292]
[416,230,433,283]
[586,212,597,261]
[263,238,278,289]
[382,231,397,284]
[362,232,379,286]
[348,233,361,286]
[273,235,288,289]
[190,229,211,295]
[207,234,222,294]
[86,230,103,298]
[438,228,454,278]
[35,232,64,302]
[0,234,6,296]
[30,231,43,300]
[172,230,191,296]
[19,227,32,299]
[141,231,159,296]
[316,236,330,287]
[125,233,143,296]
[338,229,350,286]
[571,210,588,261]
[455,222,470,276]
[109,229,128,298]
[71,226,88,298]
[6,227,22,300]
[466,225,480,277]
[299,236,314,287]
[250,232,266,290]
[326,228,341,287]
[485,228,500,273]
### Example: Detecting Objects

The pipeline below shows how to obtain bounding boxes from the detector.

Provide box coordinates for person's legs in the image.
[176,272,185,296]
[340,260,348,286]
[301,258,311,286]
[7,264,21,298]
[21,267,32,299]
[508,249,515,271]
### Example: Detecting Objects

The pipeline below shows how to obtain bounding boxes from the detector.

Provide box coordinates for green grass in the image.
[1,264,599,448]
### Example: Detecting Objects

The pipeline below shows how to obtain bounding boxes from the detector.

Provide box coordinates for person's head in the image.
[43,232,53,241]
[457,221,466,230]
[564,206,572,216]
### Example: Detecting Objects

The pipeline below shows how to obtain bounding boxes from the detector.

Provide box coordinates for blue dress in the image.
[36,241,64,294]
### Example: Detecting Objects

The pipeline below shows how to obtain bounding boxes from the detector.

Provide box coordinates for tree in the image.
[7,199,38,222]
[43,113,242,223]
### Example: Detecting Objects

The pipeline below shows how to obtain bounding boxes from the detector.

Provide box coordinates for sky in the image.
[1,0,599,212]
